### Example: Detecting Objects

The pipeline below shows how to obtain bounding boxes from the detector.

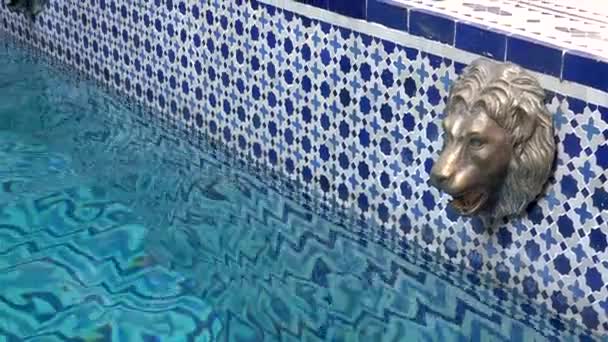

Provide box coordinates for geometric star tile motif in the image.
[1,0,608,335]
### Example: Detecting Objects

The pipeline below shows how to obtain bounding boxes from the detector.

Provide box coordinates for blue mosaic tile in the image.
[507,36,563,77]
[367,0,408,31]
[563,51,608,93]
[456,22,506,60]
[409,9,455,45]
[295,0,329,10]
[1,0,608,336]
[328,0,366,19]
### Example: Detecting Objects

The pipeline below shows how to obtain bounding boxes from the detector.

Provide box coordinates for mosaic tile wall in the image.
[1,0,608,334]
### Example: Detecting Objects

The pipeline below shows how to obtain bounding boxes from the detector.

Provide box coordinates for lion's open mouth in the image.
[450,190,488,216]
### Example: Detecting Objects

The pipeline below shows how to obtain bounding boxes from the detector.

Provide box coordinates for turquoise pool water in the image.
[0,38,599,341]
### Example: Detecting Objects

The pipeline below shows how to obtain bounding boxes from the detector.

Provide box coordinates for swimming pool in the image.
[0,34,601,342]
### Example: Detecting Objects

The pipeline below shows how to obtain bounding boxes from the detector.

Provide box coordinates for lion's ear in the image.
[510,106,538,152]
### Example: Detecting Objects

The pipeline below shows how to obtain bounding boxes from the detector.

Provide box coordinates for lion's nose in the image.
[430,165,453,190]
[430,171,448,189]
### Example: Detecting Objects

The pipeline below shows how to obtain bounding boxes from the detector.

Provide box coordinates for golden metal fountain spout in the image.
[430,58,556,218]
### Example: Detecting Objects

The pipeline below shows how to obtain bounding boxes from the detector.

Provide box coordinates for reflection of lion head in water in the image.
[430,58,555,218]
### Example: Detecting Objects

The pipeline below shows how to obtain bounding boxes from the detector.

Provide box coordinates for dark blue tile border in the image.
[367,0,408,32]
[456,22,506,61]
[563,51,608,93]
[507,36,562,78]
[295,0,328,10]
[313,1,608,93]
[409,9,455,45]
[329,0,365,20]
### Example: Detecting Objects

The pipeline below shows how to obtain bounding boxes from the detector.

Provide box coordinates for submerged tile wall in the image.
[1,0,608,335]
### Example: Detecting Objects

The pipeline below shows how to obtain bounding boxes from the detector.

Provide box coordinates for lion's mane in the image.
[446,58,555,217]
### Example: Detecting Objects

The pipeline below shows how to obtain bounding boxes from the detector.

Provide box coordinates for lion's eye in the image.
[469,137,485,148]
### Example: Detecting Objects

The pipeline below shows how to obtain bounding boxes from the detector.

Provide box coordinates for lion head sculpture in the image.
[430,58,555,218]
